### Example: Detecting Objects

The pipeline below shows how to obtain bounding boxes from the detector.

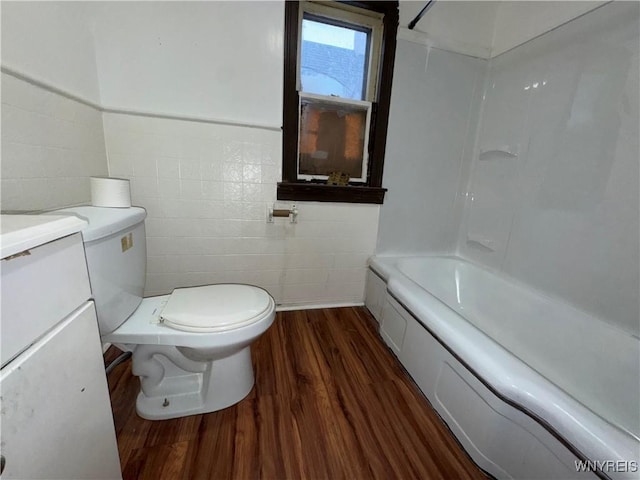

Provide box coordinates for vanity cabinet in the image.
[0,216,121,479]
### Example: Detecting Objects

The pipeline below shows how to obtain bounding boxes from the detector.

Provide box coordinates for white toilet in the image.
[53,205,276,420]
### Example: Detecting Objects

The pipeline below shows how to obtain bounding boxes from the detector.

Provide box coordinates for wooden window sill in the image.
[277,182,387,204]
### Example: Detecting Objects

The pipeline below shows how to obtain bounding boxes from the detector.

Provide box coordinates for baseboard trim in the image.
[276,301,364,312]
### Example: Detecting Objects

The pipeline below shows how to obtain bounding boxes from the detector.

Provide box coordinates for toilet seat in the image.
[160,284,272,333]
[103,290,275,349]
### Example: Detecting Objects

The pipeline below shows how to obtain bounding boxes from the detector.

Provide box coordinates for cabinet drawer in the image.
[1,233,91,367]
[0,301,121,479]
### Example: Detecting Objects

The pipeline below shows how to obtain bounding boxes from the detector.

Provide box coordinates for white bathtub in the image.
[366,255,639,480]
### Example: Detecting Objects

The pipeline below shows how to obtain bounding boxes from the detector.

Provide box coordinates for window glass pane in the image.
[299,98,368,179]
[300,17,369,101]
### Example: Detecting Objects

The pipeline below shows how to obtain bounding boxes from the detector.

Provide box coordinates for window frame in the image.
[278,0,399,204]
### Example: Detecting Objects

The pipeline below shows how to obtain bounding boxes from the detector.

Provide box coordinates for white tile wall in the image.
[1,73,108,211]
[103,113,380,306]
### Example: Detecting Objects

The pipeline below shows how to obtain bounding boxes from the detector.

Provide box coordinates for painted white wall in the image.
[377,42,486,255]
[89,1,284,127]
[399,1,608,60]
[1,1,101,103]
[399,1,499,58]
[491,1,608,57]
[458,1,639,335]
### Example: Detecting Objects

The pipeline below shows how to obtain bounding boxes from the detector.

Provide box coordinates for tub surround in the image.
[457,1,639,336]
[373,3,639,478]
[377,43,486,255]
[367,255,639,480]
[380,1,639,337]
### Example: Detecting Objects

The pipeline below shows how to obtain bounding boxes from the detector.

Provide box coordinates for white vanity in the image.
[0,214,121,479]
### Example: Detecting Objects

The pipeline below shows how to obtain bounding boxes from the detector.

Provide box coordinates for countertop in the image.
[1,214,88,259]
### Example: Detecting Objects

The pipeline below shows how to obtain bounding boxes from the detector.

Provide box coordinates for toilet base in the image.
[134,345,255,420]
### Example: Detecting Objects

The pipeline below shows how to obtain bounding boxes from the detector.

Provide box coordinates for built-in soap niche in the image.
[465,236,497,252]
[478,145,519,160]
[461,144,523,264]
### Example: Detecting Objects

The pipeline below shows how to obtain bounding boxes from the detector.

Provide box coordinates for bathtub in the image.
[366,255,639,480]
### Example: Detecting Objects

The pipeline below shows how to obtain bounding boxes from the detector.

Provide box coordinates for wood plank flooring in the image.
[106,307,486,480]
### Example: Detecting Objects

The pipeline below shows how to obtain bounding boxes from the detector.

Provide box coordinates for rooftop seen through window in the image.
[300,17,370,101]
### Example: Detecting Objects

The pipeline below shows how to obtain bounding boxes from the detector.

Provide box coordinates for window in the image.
[300,17,370,100]
[298,93,371,182]
[278,1,399,204]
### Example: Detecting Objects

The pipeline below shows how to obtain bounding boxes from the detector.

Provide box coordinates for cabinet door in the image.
[0,302,121,480]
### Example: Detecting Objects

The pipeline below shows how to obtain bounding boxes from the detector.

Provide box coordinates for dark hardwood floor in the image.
[106,307,486,480]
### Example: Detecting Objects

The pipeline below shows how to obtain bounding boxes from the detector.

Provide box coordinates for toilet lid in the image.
[160,284,273,333]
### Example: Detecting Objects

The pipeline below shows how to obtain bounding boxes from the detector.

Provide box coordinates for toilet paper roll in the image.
[90,176,132,208]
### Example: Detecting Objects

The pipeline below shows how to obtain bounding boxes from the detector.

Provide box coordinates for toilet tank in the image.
[54,206,147,335]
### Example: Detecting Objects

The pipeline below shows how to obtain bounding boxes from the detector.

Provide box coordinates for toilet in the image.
[52,205,275,420]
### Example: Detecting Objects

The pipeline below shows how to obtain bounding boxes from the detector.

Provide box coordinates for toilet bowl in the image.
[52,206,275,420]
[105,285,275,420]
